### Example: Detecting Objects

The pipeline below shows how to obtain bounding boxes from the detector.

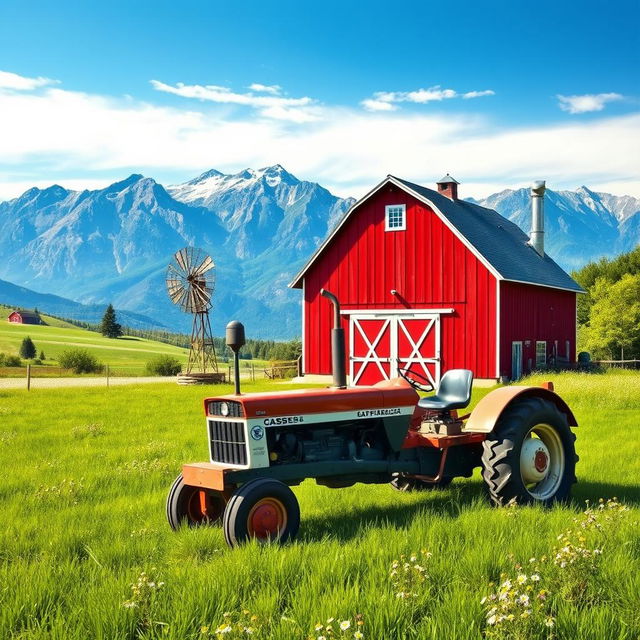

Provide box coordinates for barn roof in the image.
[289,175,584,293]
[10,310,40,320]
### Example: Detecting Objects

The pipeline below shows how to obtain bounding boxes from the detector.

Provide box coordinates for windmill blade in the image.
[191,282,212,310]
[167,263,188,280]
[174,248,189,273]
[168,285,187,305]
[174,286,191,311]
[192,254,214,277]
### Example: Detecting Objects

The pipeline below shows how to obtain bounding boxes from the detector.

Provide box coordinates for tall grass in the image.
[0,373,638,639]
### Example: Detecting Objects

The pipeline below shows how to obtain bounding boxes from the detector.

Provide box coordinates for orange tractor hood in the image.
[204,378,419,418]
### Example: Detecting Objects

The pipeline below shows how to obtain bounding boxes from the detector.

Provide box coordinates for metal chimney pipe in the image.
[529,180,546,257]
[320,289,347,388]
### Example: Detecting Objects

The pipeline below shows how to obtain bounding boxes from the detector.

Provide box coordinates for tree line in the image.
[572,246,640,360]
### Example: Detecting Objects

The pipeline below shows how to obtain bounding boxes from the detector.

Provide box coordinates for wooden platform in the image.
[176,372,226,385]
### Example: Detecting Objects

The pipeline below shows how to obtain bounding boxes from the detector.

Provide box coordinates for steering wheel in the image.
[397,366,434,393]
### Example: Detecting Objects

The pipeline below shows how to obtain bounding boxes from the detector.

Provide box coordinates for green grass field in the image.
[0,313,190,374]
[0,313,270,376]
[0,371,638,639]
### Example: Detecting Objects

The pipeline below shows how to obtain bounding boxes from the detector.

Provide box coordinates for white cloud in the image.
[0,74,638,201]
[360,98,397,112]
[361,86,494,111]
[0,70,57,91]
[557,92,623,114]
[463,90,495,99]
[150,79,318,121]
[248,83,281,95]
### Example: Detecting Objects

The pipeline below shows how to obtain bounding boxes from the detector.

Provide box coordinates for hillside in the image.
[0,278,168,329]
[0,312,189,369]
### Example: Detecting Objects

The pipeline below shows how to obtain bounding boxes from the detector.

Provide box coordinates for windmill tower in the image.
[166,247,221,383]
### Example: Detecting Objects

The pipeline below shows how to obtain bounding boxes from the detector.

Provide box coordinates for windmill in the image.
[166,247,220,381]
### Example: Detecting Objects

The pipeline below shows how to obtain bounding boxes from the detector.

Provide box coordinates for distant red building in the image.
[8,310,41,325]
[290,175,583,385]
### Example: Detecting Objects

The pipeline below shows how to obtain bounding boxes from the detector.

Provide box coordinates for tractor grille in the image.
[209,420,247,466]
[208,401,244,418]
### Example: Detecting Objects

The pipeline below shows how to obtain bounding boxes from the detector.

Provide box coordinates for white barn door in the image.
[349,313,441,387]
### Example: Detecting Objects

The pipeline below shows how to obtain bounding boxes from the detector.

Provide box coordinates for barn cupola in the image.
[436,174,460,200]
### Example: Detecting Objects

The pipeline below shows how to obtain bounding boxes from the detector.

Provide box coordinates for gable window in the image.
[385,204,406,231]
[536,341,547,368]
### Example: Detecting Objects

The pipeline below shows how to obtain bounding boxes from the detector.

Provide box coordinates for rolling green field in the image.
[0,371,639,639]
[0,313,189,370]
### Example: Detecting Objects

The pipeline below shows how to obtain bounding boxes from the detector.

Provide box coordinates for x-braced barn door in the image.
[349,313,441,388]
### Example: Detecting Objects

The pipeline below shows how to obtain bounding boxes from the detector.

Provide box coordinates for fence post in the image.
[251,363,255,382]
[26,364,31,391]
[106,364,110,388]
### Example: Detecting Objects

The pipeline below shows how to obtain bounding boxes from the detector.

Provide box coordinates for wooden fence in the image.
[593,359,640,370]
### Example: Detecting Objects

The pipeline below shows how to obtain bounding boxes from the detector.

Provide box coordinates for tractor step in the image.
[402,431,486,450]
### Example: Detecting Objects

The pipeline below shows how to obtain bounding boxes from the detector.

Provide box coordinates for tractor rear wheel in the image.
[481,397,577,506]
[223,478,300,547]
[390,474,453,491]
[166,474,228,530]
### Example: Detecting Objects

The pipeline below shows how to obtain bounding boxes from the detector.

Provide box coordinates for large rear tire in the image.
[481,397,577,506]
[223,478,300,547]
[166,474,228,530]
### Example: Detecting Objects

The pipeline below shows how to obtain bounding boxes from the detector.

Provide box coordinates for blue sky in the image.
[0,0,638,199]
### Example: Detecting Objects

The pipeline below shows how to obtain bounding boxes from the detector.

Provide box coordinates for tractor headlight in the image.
[220,402,230,417]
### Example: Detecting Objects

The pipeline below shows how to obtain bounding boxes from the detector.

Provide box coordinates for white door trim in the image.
[349,312,441,387]
[341,307,454,316]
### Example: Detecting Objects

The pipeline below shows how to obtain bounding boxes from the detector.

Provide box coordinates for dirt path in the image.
[0,376,176,390]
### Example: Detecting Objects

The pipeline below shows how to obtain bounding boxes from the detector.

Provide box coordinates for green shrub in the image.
[58,348,103,374]
[145,355,182,376]
[19,336,36,359]
[0,353,22,367]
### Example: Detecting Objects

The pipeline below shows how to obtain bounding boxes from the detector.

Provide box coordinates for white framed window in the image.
[536,341,547,367]
[385,204,406,231]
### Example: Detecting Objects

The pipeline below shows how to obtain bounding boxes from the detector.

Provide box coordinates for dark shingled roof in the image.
[393,177,584,292]
[10,310,41,320]
[290,175,584,293]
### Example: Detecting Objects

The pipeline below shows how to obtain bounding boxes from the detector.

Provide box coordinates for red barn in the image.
[8,310,41,325]
[289,175,583,385]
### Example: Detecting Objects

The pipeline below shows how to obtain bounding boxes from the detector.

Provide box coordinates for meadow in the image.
[0,371,638,639]
[0,313,190,372]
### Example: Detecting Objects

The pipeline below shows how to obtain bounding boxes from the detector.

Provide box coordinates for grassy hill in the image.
[0,306,189,369]
[0,371,638,638]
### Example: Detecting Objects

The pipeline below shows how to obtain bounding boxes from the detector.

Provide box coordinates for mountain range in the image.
[0,166,638,338]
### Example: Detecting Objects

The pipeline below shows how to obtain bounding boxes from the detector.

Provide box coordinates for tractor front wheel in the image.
[390,474,453,491]
[223,478,300,547]
[166,474,228,530]
[481,397,577,506]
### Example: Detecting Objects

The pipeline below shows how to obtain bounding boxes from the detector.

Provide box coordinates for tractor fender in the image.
[464,385,578,434]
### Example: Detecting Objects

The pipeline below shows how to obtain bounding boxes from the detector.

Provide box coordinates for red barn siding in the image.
[499,281,577,377]
[303,184,498,380]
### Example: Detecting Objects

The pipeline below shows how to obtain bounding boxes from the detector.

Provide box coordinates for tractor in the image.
[167,290,578,547]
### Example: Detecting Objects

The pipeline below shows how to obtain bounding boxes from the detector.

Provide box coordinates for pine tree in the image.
[100,304,123,339]
[19,336,36,359]
[39,350,46,360]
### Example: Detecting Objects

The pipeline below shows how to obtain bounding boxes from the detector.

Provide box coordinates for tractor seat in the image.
[417,369,474,412]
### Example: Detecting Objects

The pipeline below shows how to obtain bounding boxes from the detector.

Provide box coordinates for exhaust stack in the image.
[320,289,347,389]
[529,180,546,257]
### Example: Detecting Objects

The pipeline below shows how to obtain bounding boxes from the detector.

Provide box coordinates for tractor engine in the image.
[204,381,419,473]
[268,420,388,465]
